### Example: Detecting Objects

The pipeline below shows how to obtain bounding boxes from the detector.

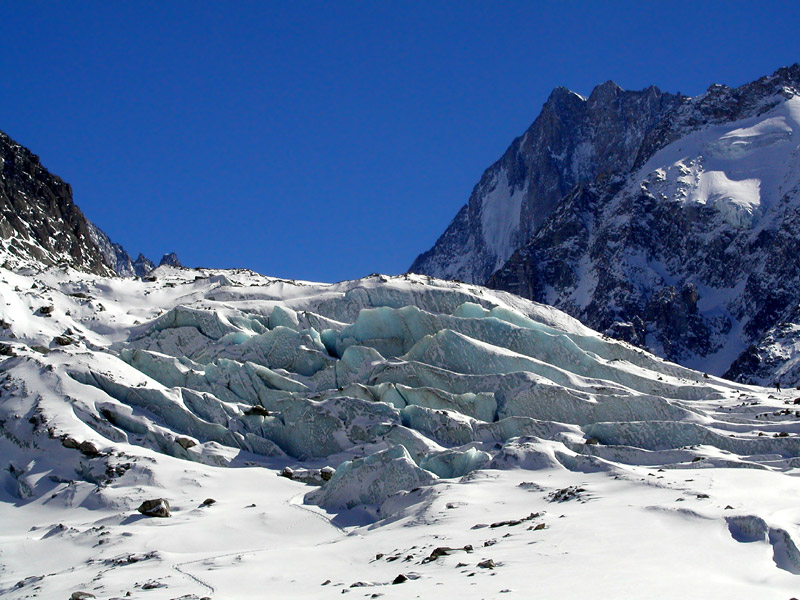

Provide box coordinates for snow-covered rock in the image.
[0,129,113,275]
[305,445,436,510]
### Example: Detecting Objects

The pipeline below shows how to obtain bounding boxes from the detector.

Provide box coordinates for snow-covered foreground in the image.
[1,265,800,599]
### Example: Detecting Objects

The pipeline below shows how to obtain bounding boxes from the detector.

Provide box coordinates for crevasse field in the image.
[1,264,800,599]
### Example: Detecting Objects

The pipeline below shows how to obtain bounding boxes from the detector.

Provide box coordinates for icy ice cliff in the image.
[3,266,799,513]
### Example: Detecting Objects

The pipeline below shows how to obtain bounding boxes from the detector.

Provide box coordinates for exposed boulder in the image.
[137,498,171,518]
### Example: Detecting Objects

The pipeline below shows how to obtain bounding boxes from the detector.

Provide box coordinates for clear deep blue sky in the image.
[1,1,799,281]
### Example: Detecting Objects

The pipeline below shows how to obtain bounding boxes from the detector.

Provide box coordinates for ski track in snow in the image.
[172,553,228,595]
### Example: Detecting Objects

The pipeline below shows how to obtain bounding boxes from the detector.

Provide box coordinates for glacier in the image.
[2,264,800,598]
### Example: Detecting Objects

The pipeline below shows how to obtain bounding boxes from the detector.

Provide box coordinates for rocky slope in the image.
[1,127,172,277]
[0,129,113,275]
[414,65,800,386]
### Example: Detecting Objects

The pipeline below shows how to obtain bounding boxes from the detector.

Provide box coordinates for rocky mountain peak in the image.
[409,82,681,284]
[587,80,622,103]
[0,128,172,278]
[484,65,800,384]
[133,254,156,276]
[159,252,182,268]
[543,86,584,108]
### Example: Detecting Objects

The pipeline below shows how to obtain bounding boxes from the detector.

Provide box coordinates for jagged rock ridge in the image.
[87,222,160,277]
[158,252,181,268]
[409,82,682,284]
[483,65,800,384]
[0,129,113,275]
[0,127,175,277]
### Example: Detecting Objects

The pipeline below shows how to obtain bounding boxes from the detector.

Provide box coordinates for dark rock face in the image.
[491,179,738,364]
[409,83,681,284]
[416,64,800,384]
[159,252,182,268]
[0,128,163,277]
[87,222,157,277]
[724,309,800,386]
[133,253,156,277]
[0,130,113,275]
[489,66,800,379]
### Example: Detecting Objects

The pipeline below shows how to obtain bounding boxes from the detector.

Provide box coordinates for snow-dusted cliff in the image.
[409,83,681,284]
[415,65,800,386]
[490,66,800,385]
[0,129,114,276]
[1,127,169,278]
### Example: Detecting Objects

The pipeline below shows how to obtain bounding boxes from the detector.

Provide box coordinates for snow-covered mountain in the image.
[413,65,800,386]
[409,83,681,284]
[3,263,800,598]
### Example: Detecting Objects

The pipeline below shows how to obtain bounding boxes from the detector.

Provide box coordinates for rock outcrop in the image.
[0,128,173,277]
[0,129,113,275]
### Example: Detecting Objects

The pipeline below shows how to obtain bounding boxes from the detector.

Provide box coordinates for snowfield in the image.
[637,96,800,230]
[2,264,800,599]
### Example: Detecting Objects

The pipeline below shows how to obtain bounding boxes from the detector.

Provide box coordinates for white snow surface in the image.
[480,169,526,272]
[638,96,800,228]
[1,263,800,598]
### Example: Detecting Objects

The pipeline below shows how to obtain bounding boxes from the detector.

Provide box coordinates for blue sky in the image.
[1,1,799,281]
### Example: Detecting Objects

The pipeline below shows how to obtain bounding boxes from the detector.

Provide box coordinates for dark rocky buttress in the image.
[488,66,800,381]
[0,129,113,275]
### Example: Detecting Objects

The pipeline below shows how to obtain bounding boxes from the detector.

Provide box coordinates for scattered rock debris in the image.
[548,486,586,502]
[490,512,541,528]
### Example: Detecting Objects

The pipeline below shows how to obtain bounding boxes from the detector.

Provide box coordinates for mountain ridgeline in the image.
[410,82,683,285]
[0,128,177,277]
[0,130,113,276]
[411,65,800,386]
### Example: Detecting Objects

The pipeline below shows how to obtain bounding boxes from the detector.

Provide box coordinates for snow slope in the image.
[2,263,800,598]
[637,96,800,229]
